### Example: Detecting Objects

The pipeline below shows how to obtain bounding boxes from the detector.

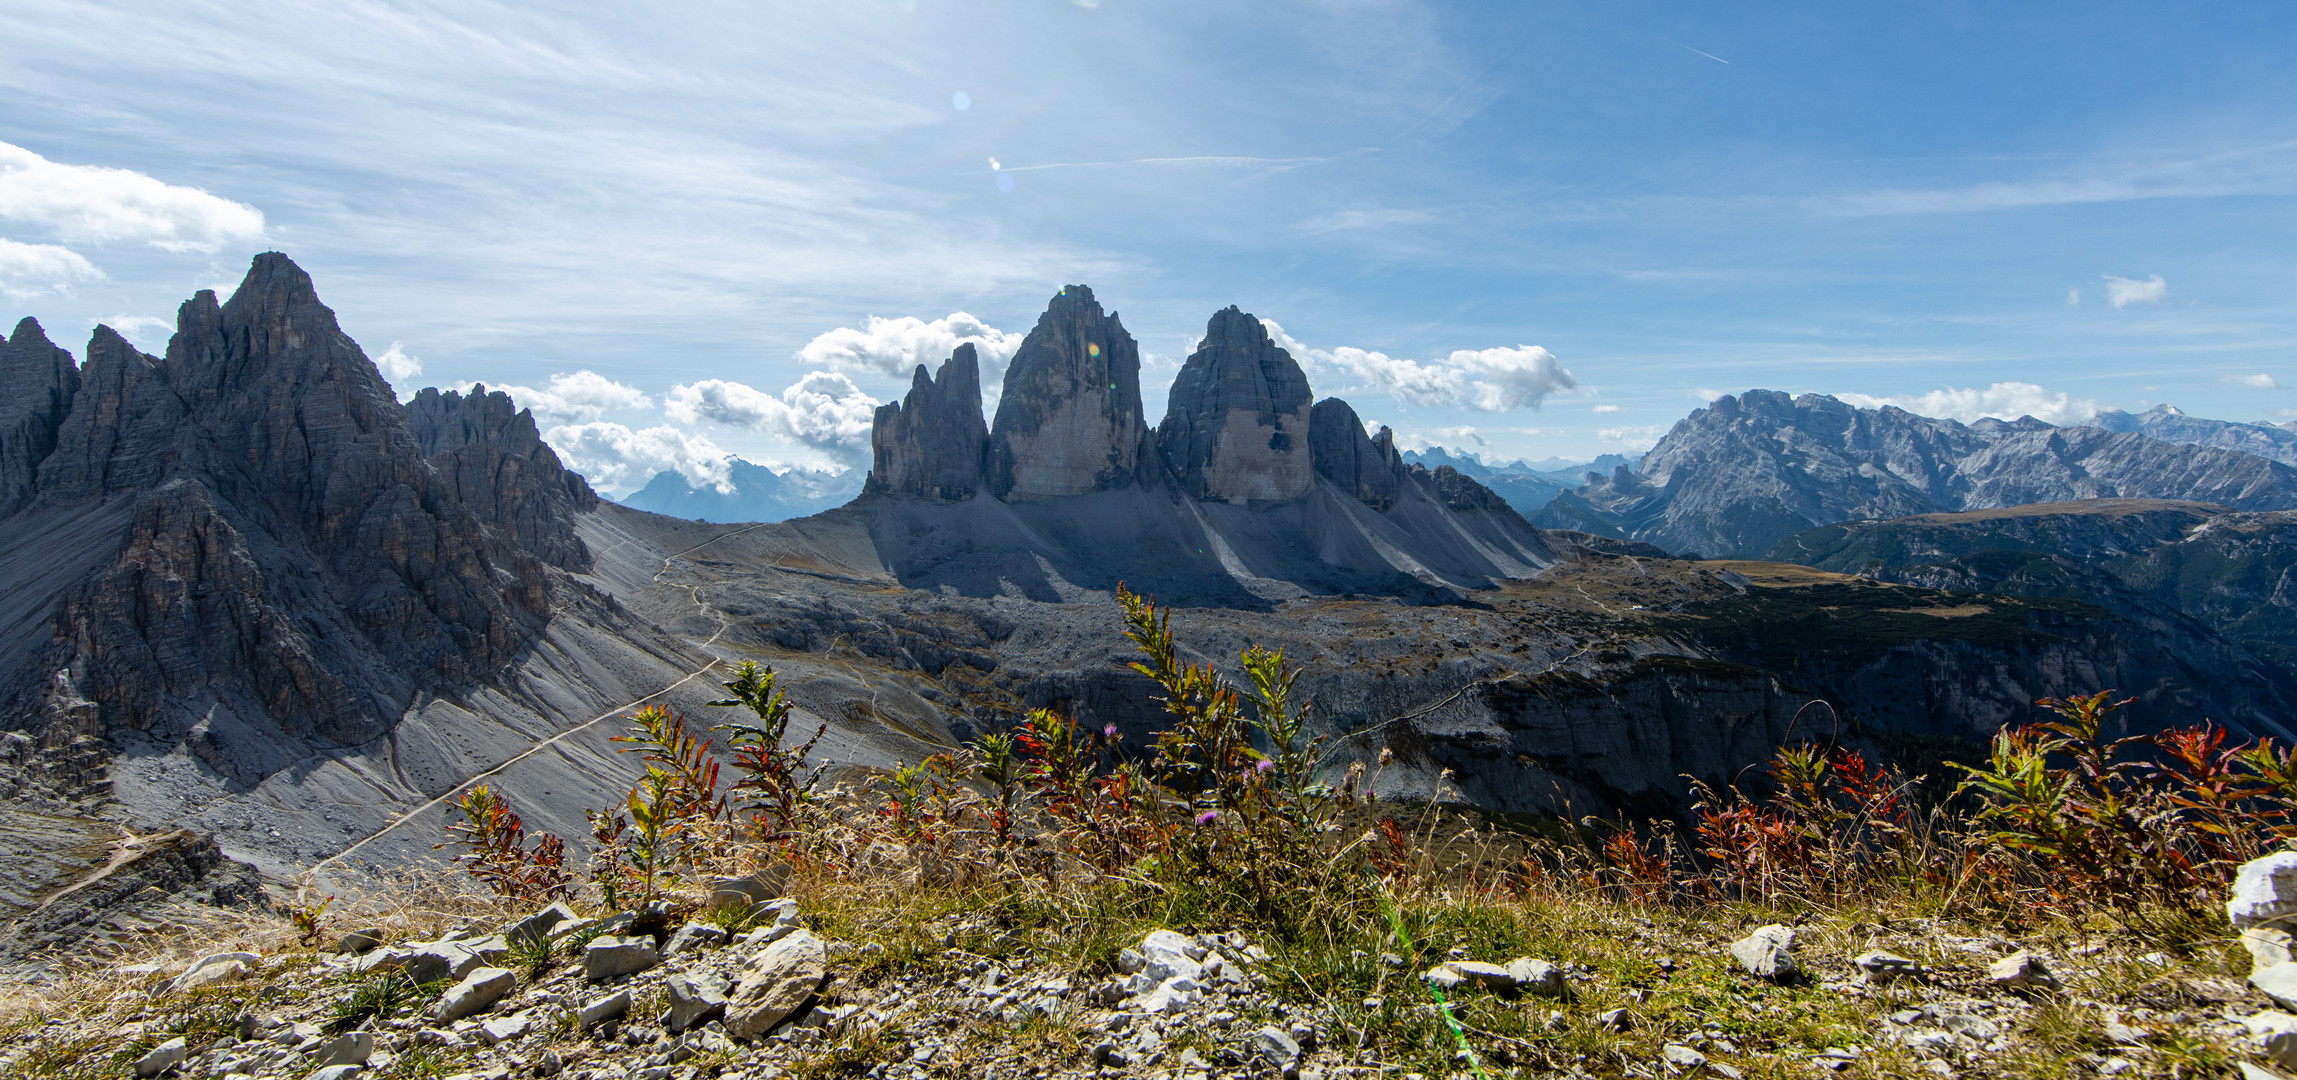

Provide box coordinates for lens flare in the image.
[951,91,971,112]
[1087,342,1101,358]
[995,172,1014,193]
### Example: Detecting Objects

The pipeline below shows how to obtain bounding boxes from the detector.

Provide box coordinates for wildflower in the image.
[1196,809,1220,826]
[1255,758,1275,774]
[1103,724,1120,739]
[1378,747,1394,767]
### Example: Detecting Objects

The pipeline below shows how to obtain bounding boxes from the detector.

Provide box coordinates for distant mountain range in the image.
[617,459,860,523]
[1397,447,1639,517]
[1534,390,2297,558]
[2083,403,2297,467]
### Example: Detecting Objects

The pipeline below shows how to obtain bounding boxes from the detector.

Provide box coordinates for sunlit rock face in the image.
[866,344,991,501]
[987,285,1154,500]
[1157,307,1315,503]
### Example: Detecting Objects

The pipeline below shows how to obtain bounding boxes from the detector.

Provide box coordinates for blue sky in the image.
[2,1,2294,492]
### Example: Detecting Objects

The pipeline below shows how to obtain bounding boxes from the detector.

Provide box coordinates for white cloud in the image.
[1836,381,2098,425]
[0,141,264,253]
[0,237,104,297]
[2225,373,2280,389]
[2103,274,2167,308]
[373,341,423,382]
[797,313,1023,379]
[665,370,879,460]
[1690,387,1727,403]
[542,421,732,494]
[488,370,653,423]
[2066,288,2082,307]
[1591,404,1620,413]
[1598,425,1665,449]
[1261,319,1577,412]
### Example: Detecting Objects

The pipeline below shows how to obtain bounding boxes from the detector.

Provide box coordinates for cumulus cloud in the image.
[99,313,172,349]
[1592,404,1620,413]
[2103,274,2167,308]
[489,370,653,423]
[1836,382,2099,426]
[0,237,104,297]
[1691,387,1728,403]
[798,312,1024,378]
[665,370,879,460]
[373,342,423,382]
[1261,319,1577,412]
[0,141,264,253]
[542,421,733,494]
[2223,373,2279,389]
[1598,425,1666,449]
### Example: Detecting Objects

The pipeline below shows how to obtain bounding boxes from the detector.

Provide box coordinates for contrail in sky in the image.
[1669,40,1730,64]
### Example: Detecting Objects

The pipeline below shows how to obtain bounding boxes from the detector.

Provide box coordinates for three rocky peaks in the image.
[866,285,1444,513]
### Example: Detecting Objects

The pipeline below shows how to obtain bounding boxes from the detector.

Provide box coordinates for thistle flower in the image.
[1103,724,1120,739]
[1255,758,1275,774]
[1196,809,1220,826]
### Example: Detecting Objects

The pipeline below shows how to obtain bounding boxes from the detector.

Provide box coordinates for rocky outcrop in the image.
[987,286,1155,499]
[1536,390,2297,557]
[7,253,562,781]
[1307,398,1406,511]
[0,318,77,518]
[866,344,991,501]
[408,384,598,570]
[1156,308,1314,502]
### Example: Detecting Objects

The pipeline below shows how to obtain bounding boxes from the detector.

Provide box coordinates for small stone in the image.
[435,967,518,1022]
[1445,961,1515,991]
[665,973,730,1032]
[317,1031,375,1068]
[1248,1026,1301,1066]
[337,929,386,955]
[1661,1043,1707,1070]
[477,1013,532,1046]
[579,991,631,1029]
[583,936,662,981]
[308,1068,363,1080]
[664,922,729,957]
[1505,958,1565,996]
[505,903,578,946]
[1598,1008,1632,1030]
[2257,963,2297,1011]
[2248,928,2297,970]
[1421,964,1465,990]
[1854,950,1922,984]
[2247,1011,2297,1069]
[169,951,261,994]
[2240,1063,2293,1080]
[724,929,829,1039]
[1986,950,2061,992]
[1729,925,1797,980]
[710,869,786,908]
[2232,853,2297,931]
[134,1037,187,1077]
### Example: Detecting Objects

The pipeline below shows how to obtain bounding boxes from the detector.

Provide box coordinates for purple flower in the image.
[1103,724,1120,739]
[1196,809,1220,826]
[1255,758,1275,774]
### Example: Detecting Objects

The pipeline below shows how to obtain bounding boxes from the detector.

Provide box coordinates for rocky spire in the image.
[408,384,599,570]
[987,285,1153,499]
[1308,397,1407,511]
[866,344,990,500]
[0,318,79,517]
[1156,307,1315,502]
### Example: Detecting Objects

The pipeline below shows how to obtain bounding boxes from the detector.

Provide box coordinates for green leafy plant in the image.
[712,661,828,844]
[437,785,572,902]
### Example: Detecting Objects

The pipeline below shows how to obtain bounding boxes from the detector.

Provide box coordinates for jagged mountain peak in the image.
[1157,305,1314,501]
[867,343,990,501]
[987,283,1151,499]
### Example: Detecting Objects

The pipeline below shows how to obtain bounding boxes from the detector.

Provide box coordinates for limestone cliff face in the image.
[866,344,990,501]
[408,384,598,570]
[1156,307,1315,502]
[1308,397,1407,511]
[987,286,1154,499]
[6,253,569,781]
[0,319,77,518]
